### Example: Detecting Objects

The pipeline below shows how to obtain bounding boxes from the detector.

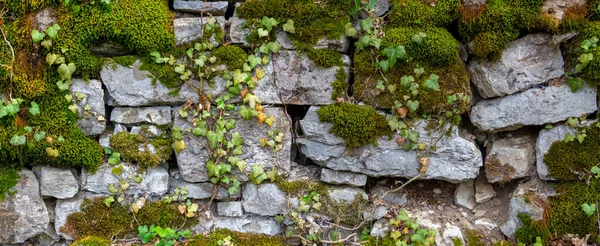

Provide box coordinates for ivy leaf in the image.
[564,132,575,142]
[207,162,222,181]
[239,106,254,120]
[375,80,386,91]
[29,102,40,115]
[56,80,70,91]
[174,140,186,153]
[566,117,579,128]
[422,74,440,91]
[58,63,76,81]
[379,60,389,73]
[108,152,121,165]
[104,196,115,207]
[344,22,357,37]
[382,45,408,68]
[10,135,26,146]
[400,75,414,88]
[250,164,267,185]
[247,55,261,69]
[406,100,419,113]
[257,28,269,38]
[412,32,426,44]
[446,95,457,105]
[567,77,584,92]
[231,132,244,146]
[243,93,262,109]
[46,53,58,66]
[207,131,218,149]
[282,19,295,34]
[578,53,594,66]
[261,16,279,31]
[46,24,61,39]
[31,30,46,43]
[34,131,46,142]
[582,203,596,217]
[266,41,281,53]
[359,18,373,34]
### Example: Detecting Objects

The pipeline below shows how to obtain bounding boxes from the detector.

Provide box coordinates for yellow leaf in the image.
[260,138,268,147]
[174,140,186,153]
[256,68,266,80]
[257,113,267,124]
[178,205,186,214]
[45,147,59,158]
[265,116,275,127]
[255,104,264,112]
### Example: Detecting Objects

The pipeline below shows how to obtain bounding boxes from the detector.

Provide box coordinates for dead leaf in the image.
[255,104,264,112]
[178,205,186,214]
[395,137,406,147]
[257,113,267,124]
[240,88,248,99]
[396,107,408,118]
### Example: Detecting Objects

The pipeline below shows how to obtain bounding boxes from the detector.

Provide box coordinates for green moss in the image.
[0,0,58,15]
[363,237,396,246]
[274,176,326,195]
[109,132,172,169]
[111,56,137,68]
[458,0,545,60]
[453,237,464,246]
[382,27,459,67]
[317,103,392,149]
[514,213,550,245]
[465,230,485,246]
[212,45,248,70]
[0,168,20,201]
[389,0,460,28]
[322,193,368,225]
[330,67,348,100]
[354,52,471,113]
[591,0,600,21]
[55,0,175,78]
[544,127,600,180]
[186,228,285,246]
[549,180,600,237]
[70,236,111,246]
[301,47,343,68]
[61,197,195,240]
[237,0,350,46]
[138,45,191,89]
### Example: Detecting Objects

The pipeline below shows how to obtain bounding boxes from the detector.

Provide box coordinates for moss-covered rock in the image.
[544,126,600,180]
[61,197,195,240]
[549,181,600,237]
[0,0,58,15]
[514,213,550,245]
[70,236,111,246]
[109,131,172,169]
[212,45,248,70]
[382,27,459,67]
[389,0,460,28]
[317,103,392,149]
[187,228,285,246]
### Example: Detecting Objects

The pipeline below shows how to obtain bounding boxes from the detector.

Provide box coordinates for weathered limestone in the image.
[320,169,367,187]
[32,166,79,199]
[276,32,350,53]
[174,107,292,182]
[470,84,597,132]
[298,107,483,182]
[485,134,536,183]
[174,17,226,45]
[82,163,169,196]
[0,170,49,244]
[54,194,84,240]
[536,124,576,180]
[542,0,586,20]
[370,185,408,206]
[469,33,564,98]
[169,178,240,200]
[215,215,281,236]
[442,223,465,246]
[327,186,368,204]
[242,183,288,216]
[173,0,229,16]
[70,79,106,135]
[253,51,350,105]
[454,180,476,210]
[218,202,244,217]
[500,178,547,238]
[475,175,496,203]
[110,107,172,126]
[228,17,249,45]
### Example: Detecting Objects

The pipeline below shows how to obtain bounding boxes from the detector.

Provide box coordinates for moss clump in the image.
[237,0,349,46]
[187,228,286,246]
[212,45,248,70]
[389,0,460,28]
[354,53,471,113]
[465,230,485,246]
[301,47,343,68]
[458,0,545,60]
[70,236,111,246]
[0,168,20,201]
[514,213,550,245]
[453,237,464,246]
[543,127,600,180]
[55,0,175,78]
[109,132,172,169]
[61,197,195,240]
[139,45,192,89]
[317,103,392,149]
[330,68,348,100]
[549,180,600,236]
[382,27,459,67]
[0,0,58,15]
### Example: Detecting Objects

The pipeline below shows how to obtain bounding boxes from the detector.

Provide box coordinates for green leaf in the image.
[257,28,269,38]
[582,203,596,217]
[591,166,600,175]
[207,131,218,149]
[446,95,457,105]
[31,30,46,43]
[376,80,386,91]
[238,106,253,120]
[564,132,575,142]
[46,53,58,66]
[56,80,70,91]
[266,41,281,53]
[566,117,579,128]
[379,60,389,73]
[282,19,295,34]
[104,196,115,207]
[193,127,206,137]
[247,55,261,69]
[359,19,373,34]
[578,53,594,66]
[344,23,357,37]
[29,102,40,116]
[261,16,279,31]
[10,135,26,146]
[567,77,584,92]
[382,45,408,68]
[250,164,267,185]
[108,152,121,165]
[406,100,419,113]
[422,74,440,91]
[400,75,414,88]
[34,131,46,142]
[243,93,262,109]
[46,24,61,39]
[58,63,76,81]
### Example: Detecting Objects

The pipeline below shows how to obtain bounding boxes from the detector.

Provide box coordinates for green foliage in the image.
[0,168,19,201]
[514,213,550,245]
[544,126,600,180]
[301,47,343,68]
[212,46,248,70]
[138,225,190,246]
[70,236,111,246]
[330,68,348,100]
[61,197,195,240]
[581,203,597,217]
[549,180,600,237]
[186,228,285,246]
[317,103,392,149]
[465,230,485,246]
[382,27,458,67]
[389,0,460,27]
[109,132,172,169]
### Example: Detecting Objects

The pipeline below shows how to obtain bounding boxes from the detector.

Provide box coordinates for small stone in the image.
[83,163,169,196]
[327,186,368,204]
[500,178,546,238]
[541,0,586,20]
[174,17,226,46]
[242,183,287,216]
[33,166,79,199]
[455,180,476,210]
[173,0,229,16]
[442,223,465,246]
[475,218,497,231]
[114,123,127,133]
[217,202,244,217]
[485,134,536,183]
[474,210,486,218]
[433,188,442,195]
[363,206,388,221]
[320,169,367,186]
[169,180,240,201]
[370,186,408,206]
[228,17,249,45]
[54,194,84,240]
[370,219,390,238]
[110,107,172,125]
[34,8,56,31]
[475,175,496,203]
[215,215,280,236]
[70,79,106,136]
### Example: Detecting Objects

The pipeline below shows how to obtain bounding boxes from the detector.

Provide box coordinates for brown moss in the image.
[484,154,517,183]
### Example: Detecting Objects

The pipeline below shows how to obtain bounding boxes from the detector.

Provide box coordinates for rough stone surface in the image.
[455,180,476,210]
[276,32,350,53]
[228,17,249,45]
[82,163,169,196]
[0,169,49,244]
[32,166,79,199]
[174,17,226,45]
[469,33,564,98]
[110,107,172,125]
[320,169,367,186]
[370,219,390,238]
[54,194,84,240]
[475,218,497,231]
[215,215,281,236]
[363,206,388,221]
[34,8,56,31]
[470,84,597,132]
[174,107,292,182]
[442,223,465,246]
[542,0,586,20]
[327,186,368,204]
[536,124,576,180]
[169,178,240,201]
[475,175,496,203]
[253,51,350,105]
[242,183,287,216]
[370,185,408,206]
[298,107,483,182]
[173,0,229,16]
[485,134,536,183]
[500,178,547,238]
[359,0,391,17]
[217,202,244,217]
[70,79,106,135]
[89,42,132,57]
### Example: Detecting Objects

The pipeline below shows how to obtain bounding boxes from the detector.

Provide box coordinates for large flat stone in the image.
[32,166,79,199]
[174,107,292,182]
[173,1,229,16]
[242,183,287,216]
[0,169,49,244]
[70,79,106,135]
[485,134,536,183]
[215,215,281,236]
[82,163,169,196]
[110,107,172,126]
[298,107,483,183]
[174,17,226,46]
[470,84,597,132]
[276,32,350,53]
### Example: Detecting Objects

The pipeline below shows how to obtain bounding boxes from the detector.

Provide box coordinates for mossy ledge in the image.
[109,131,173,169]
